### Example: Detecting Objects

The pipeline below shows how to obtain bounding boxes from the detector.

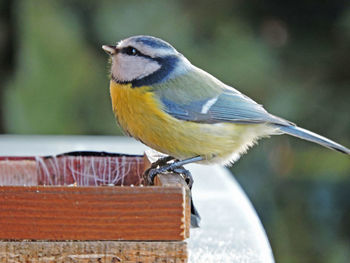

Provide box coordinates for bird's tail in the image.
[276,125,350,155]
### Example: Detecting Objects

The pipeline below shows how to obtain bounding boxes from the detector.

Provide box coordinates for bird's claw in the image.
[146,166,166,185]
[144,157,193,188]
[145,156,174,185]
[173,167,194,189]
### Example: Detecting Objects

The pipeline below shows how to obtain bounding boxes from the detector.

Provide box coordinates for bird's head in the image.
[102,35,191,87]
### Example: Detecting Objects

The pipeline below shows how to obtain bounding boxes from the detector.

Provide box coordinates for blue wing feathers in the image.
[161,91,292,125]
[276,125,350,154]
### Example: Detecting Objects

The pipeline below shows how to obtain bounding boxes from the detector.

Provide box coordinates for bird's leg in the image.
[146,156,203,186]
[166,156,203,170]
[149,155,176,169]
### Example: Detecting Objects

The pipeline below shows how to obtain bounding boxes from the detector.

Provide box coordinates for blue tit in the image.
[102,35,350,169]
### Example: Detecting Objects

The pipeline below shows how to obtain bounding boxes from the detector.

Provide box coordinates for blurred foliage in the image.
[1,0,350,262]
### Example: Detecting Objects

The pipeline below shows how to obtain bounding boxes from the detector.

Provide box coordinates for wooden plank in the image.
[0,153,191,241]
[0,241,187,262]
[154,173,188,187]
[0,186,187,241]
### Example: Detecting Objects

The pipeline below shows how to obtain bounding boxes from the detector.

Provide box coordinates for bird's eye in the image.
[125,47,139,56]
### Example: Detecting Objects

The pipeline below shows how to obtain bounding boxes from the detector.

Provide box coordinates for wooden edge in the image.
[143,154,191,239]
[0,241,187,263]
[154,173,191,239]
[143,153,152,173]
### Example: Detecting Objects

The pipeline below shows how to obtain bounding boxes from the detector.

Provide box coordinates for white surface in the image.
[188,164,274,263]
[0,135,274,263]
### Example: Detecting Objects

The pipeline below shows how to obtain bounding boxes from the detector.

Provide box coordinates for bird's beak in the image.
[102,45,118,55]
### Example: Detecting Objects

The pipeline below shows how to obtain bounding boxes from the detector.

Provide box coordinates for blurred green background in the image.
[1,0,349,261]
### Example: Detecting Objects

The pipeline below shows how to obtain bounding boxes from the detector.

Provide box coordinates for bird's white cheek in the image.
[111,54,161,82]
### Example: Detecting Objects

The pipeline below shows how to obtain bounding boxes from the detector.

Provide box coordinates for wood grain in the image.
[0,186,187,241]
[0,241,187,262]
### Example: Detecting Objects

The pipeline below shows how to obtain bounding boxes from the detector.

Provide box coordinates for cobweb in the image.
[0,153,145,186]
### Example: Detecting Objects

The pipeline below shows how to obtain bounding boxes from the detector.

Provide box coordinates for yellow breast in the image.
[109,81,171,141]
[109,81,275,164]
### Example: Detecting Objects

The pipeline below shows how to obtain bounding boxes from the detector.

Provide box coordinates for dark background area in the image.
[0,0,349,262]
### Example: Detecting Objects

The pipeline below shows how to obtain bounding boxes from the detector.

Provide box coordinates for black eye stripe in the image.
[120,46,156,61]
[121,46,142,56]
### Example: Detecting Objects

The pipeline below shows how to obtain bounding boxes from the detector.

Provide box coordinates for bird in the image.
[102,35,350,179]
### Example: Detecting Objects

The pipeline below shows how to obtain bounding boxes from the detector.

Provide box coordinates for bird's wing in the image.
[160,90,292,125]
[155,68,292,126]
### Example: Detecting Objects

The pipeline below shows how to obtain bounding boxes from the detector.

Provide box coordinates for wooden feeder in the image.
[0,152,190,262]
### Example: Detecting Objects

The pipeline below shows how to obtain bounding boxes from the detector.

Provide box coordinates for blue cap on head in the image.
[134,36,174,50]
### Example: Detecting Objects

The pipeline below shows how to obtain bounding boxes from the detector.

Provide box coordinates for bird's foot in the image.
[145,156,203,186]
[145,158,193,188]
